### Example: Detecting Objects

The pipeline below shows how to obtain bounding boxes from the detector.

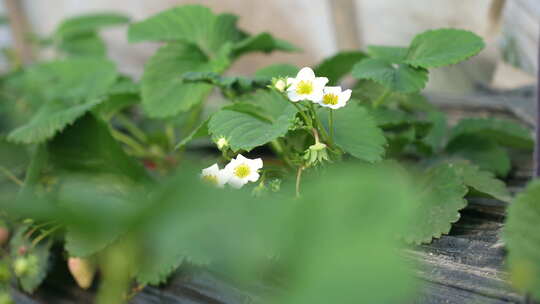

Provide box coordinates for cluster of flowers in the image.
[200,67,351,188]
[201,154,263,189]
[277,67,352,109]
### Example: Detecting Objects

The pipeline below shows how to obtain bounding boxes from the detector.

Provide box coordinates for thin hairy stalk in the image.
[116,114,148,144]
[31,225,60,247]
[296,166,304,198]
[309,103,332,146]
[0,166,23,186]
[373,88,391,108]
[110,129,147,157]
[292,102,312,127]
[329,109,335,140]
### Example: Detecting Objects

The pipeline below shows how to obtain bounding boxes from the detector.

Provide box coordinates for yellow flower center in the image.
[296,80,313,95]
[323,93,339,105]
[202,174,218,185]
[234,164,251,178]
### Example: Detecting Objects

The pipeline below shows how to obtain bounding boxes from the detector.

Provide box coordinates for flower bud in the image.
[68,257,96,289]
[274,79,286,92]
[303,142,329,167]
[216,137,229,151]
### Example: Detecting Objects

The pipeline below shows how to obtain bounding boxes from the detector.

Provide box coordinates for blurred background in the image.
[0,0,538,93]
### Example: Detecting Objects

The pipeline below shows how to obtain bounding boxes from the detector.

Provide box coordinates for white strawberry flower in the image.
[286,67,328,103]
[318,86,352,109]
[200,164,230,188]
[224,154,263,189]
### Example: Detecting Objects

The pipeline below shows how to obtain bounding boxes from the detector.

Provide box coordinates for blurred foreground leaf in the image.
[503,181,540,301]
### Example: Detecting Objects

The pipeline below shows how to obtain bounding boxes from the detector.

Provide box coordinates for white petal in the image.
[307,90,324,103]
[235,154,248,162]
[247,172,260,182]
[296,67,315,80]
[228,177,247,189]
[202,163,220,176]
[286,78,296,86]
[287,90,303,102]
[317,102,331,108]
[216,169,231,187]
[329,103,343,109]
[339,89,352,103]
[314,77,329,88]
[250,158,263,170]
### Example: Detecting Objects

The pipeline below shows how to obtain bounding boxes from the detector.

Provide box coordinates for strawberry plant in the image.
[0,4,536,303]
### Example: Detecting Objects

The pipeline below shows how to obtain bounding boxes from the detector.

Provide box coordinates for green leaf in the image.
[353,79,434,111]
[55,13,130,39]
[369,107,414,127]
[403,163,467,244]
[9,226,52,293]
[405,29,485,68]
[367,45,408,63]
[47,114,149,182]
[23,58,118,102]
[503,180,540,301]
[232,32,299,58]
[255,64,299,78]
[7,98,104,144]
[450,161,511,202]
[128,5,243,56]
[320,105,386,162]
[446,135,511,177]
[421,111,447,153]
[94,94,139,121]
[352,58,428,93]
[208,90,297,151]
[314,51,367,85]
[448,118,533,150]
[108,76,139,95]
[57,32,106,57]
[48,114,150,256]
[140,43,216,118]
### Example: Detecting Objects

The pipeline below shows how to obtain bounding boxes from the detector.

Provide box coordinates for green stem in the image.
[292,102,312,127]
[295,166,304,198]
[19,144,47,197]
[270,140,284,155]
[309,104,332,146]
[373,88,391,108]
[165,123,176,151]
[31,225,60,247]
[329,109,334,141]
[110,129,147,157]
[0,166,23,186]
[116,114,148,144]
